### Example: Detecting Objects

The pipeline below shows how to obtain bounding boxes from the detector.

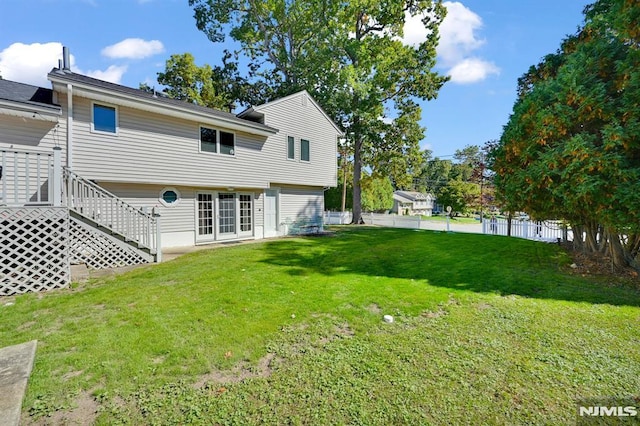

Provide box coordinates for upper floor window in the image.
[200,126,235,155]
[287,136,295,160]
[301,139,310,162]
[92,103,117,134]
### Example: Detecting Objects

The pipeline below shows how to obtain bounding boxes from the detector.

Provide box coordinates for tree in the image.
[189,0,448,224]
[415,153,452,195]
[361,175,394,213]
[436,180,480,216]
[368,101,426,190]
[153,52,254,111]
[490,0,640,269]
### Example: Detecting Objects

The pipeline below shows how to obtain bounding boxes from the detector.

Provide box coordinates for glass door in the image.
[196,192,215,242]
[218,193,236,237]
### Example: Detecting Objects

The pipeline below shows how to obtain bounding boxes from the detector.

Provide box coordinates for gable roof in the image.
[238,90,344,136]
[393,191,433,203]
[0,79,62,120]
[47,69,278,137]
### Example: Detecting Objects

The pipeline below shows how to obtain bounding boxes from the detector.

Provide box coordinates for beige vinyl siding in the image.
[0,115,67,204]
[254,191,264,226]
[98,182,265,234]
[279,186,324,222]
[256,93,339,188]
[0,115,65,156]
[70,97,270,188]
[98,182,195,233]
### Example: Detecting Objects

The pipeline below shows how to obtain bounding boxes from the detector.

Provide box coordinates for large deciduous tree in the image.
[490,0,640,269]
[189,0,448,224]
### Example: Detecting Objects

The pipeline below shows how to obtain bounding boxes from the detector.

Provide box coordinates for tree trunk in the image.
[571,223,584,251]
[607,229,629,270]
[351,128,363,224]
[584,223,599,253]
[341,151,347,213]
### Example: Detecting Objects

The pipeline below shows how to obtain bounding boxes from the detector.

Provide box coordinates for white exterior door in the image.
[264,189,278,237]
[196,192,215,243]
[197,191,254,242]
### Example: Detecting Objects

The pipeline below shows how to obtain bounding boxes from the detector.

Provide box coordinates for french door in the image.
[196,192,253,242]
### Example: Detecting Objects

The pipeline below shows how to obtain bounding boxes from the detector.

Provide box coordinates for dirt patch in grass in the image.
[193,352,279,389]
[562,244,640,286]
[24,391,99,426]
[367,303,382,314]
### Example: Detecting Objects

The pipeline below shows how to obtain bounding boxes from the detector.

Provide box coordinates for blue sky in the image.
[0,0,589,158]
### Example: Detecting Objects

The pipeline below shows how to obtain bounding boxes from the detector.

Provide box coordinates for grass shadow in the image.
[260,226,640,307]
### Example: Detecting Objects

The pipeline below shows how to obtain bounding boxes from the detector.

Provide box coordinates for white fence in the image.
[323,211,353,225]
[325,211,572,243]
[483,218,571,242]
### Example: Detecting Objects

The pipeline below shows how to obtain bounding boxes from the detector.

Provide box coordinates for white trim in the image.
[195,191,216,243]
[198,125,236,157]
[264,188,280,237]
[286,135,296,161]
[158,187,181,207]
[300,138,310,162]
[0,100,61,120]
[48,76,277,138]
[90,101,119,136]
[67,84,73,168]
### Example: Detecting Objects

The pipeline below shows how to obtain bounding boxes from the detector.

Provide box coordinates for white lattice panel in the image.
[0,207,70,296]
[69,216,152,269]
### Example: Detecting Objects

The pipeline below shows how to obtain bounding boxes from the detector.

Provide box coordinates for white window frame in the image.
[195,191,216,243]
[239,193,254,235]
[91,102,118,135]
[158,187,181,207]
[287,135,296,160]
[199,125,236,156]
[300,138,310,162]
[216,191,254,240]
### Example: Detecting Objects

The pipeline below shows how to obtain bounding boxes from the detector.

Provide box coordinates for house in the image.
[0,48,342,294]
[392,191,435,216]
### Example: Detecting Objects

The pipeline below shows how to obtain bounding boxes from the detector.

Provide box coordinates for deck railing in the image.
[0,147,60,206]
[63,167,160,257]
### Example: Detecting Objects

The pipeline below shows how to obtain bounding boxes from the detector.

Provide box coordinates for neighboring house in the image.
[392,191,435,216]
[0,48,342,294]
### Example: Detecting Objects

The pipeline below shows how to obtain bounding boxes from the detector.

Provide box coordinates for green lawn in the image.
[2,227,639,424]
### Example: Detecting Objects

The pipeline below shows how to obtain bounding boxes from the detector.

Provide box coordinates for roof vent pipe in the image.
[62,46,70,71]
[58,59,63,69]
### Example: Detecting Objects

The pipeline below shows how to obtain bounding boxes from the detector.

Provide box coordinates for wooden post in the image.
[153,207,162,263]
[52,147,62,207]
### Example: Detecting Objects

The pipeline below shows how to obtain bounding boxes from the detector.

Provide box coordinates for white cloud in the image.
[437,1,485,64]
[86,65,128,84]
[438,2,500,84]
[0,42,68,86]
[101,38,164,60]
[400,2,499,84]
[448,57,500,84]
[402,11,434,47]
[0,42,130,86]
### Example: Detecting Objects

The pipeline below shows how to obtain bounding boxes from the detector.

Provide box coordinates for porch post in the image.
[153,208,162,263]
[52,147,62,207]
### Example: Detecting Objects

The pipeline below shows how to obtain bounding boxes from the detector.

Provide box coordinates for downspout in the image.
[66,83,73,169]
[62,46,73,169]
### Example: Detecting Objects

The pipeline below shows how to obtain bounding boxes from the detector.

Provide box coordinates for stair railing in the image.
[62,167,159,254]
